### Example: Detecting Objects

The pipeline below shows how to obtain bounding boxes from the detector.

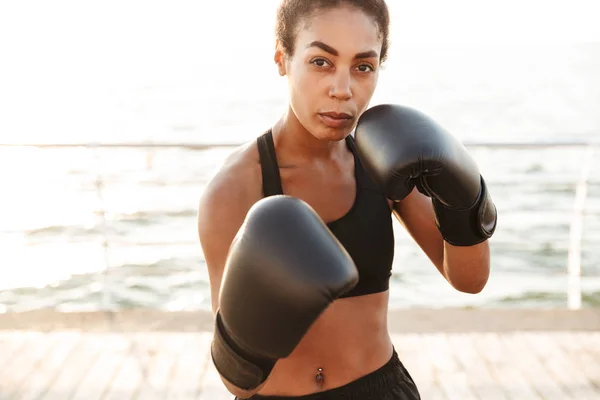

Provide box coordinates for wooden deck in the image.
[0,309,599,399]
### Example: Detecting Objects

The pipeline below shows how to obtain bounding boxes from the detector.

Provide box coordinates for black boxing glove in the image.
[211,195,358,390]
[354,104,497,246]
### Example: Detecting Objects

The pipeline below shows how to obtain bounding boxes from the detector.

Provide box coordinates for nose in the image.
[328,70,352,101]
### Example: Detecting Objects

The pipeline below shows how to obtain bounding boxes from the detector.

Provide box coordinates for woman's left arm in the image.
[391,188,490,294]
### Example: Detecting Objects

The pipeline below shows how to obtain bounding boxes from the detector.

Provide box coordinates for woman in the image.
[197,0,494,399]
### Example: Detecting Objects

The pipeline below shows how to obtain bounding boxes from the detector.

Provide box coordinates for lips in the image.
[320,112,353,120]
[319,112,354,129]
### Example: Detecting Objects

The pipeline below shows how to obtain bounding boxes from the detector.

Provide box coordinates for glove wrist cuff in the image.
[432,176,497,246]
[211,312,274,390]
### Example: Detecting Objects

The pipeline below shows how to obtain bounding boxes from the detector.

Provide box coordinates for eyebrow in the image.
[306,41,379,59]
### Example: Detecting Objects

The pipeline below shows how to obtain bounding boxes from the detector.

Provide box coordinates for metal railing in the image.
[1,140,597,310]
[567,145,596,309]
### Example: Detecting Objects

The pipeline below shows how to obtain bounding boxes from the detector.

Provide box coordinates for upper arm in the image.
[197,150,261,315]
[392,187,445,274]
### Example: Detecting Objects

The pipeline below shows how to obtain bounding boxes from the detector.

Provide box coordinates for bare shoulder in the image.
[198,139,263,240]
[199,140,262,214]
[197,139,263,312]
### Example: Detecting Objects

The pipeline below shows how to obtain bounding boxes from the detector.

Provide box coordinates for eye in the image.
[310,58,331,68]
[356,64,375,73]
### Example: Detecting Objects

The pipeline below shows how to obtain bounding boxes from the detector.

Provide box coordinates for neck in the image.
[271,107,346,161]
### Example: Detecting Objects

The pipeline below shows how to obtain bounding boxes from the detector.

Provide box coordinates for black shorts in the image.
[237,349,421,400]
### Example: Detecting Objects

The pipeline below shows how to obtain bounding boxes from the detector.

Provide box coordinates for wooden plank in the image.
[0,331,28,376]
[576,332,600,364]
[69,333,130,400]
[553,332,600,394]
[117,332,164,400]
[134,333,180,399]
[498,332,567,400]
[421,333,478,400]
[393,333,448,400]
[446,333,508,400]
[2,329,597,399]
[0,332,57,399]
[18,332,83,400]
[472,333,540,399]
[108,332,168,400]
[38,333,108,400]
[166,333,212,399]
[524,332,600,399]
[103,333,154,400]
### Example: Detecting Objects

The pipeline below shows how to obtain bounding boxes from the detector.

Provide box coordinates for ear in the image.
[274,40,287,76]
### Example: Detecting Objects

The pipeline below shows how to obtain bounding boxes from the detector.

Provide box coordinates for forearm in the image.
[392,190,492,295]
[442,240,490,294]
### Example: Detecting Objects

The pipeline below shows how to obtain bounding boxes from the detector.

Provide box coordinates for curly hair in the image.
[275,0,391,63]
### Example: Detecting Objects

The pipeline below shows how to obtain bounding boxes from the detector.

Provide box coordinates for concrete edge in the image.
[1,308,599,333]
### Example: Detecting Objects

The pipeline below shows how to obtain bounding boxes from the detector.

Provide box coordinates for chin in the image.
[313,122,356,142]
[313,128,350,142]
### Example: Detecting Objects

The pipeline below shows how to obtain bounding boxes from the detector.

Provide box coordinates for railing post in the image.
[91,144,112,311]
[567,145,595,310]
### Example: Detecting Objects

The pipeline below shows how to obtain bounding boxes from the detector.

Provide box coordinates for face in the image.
[275,6,382,141]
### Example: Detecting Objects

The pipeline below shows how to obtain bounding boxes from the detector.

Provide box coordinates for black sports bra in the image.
[256,130,395,298]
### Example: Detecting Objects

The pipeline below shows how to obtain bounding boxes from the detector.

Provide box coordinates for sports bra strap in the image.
[345,134,383,194]
[257,130,284,197]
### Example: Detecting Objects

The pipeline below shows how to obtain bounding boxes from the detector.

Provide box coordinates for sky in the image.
[0,0,599,144]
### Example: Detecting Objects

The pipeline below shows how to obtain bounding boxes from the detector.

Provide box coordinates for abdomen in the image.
[258,291,393,396]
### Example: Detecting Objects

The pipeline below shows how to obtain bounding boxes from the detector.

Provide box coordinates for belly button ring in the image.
[315,367,324,385]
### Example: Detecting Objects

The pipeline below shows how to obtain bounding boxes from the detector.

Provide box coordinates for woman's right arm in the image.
[197,148,264,398]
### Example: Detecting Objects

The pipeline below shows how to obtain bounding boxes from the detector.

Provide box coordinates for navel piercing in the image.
[315,367,325,385]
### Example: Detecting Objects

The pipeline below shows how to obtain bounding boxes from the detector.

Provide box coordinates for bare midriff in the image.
[257,291,393,396]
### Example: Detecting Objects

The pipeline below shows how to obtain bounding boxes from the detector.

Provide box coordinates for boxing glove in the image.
[211,195,359,390]
[354,104,497,246]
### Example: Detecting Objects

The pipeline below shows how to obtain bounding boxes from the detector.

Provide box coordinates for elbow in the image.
[446,264,490,294]
[451,273,489,294]
[444,246,491,294]
[455,281,487,294]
